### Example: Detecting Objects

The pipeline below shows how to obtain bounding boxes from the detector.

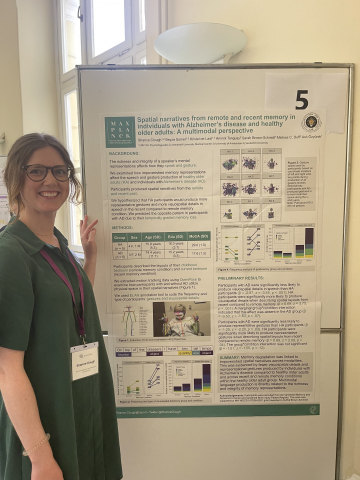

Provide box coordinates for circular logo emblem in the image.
[79,354,83,359]
[302,113,322,132]
[309,405,318,415]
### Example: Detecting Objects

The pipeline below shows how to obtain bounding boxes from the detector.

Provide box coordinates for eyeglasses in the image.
[22,164,72,182]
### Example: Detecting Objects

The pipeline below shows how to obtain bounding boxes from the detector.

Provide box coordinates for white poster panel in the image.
[100,109,325,418]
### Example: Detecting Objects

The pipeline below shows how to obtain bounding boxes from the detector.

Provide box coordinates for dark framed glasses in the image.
[22,164,72,182]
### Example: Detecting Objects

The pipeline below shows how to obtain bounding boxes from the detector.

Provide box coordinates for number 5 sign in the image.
[265,72,348,133]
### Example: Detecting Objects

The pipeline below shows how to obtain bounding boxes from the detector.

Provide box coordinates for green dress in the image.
[0,220,122,480]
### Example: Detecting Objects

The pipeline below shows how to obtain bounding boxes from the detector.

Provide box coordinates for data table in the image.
[112,231,211,260]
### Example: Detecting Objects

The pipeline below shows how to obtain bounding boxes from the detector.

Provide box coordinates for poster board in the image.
[77,64,352,480]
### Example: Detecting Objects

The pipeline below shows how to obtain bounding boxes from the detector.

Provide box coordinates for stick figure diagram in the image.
[122,306,137,336]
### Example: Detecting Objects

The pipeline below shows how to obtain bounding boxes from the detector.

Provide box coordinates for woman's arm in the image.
[80,215,98,287]
[0,347,64,480]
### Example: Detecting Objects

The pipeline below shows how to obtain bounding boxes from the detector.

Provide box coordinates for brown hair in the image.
[3,133,83,218]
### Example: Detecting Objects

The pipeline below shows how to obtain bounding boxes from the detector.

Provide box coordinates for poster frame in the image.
[76,63,354,480]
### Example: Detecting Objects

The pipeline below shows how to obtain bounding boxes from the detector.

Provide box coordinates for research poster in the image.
[100,110,324,418]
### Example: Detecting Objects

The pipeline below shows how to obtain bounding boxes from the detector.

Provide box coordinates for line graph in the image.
[221,227,242,262]
[144,362,164,394]
[244,225,265,259]
[123,362,143,395]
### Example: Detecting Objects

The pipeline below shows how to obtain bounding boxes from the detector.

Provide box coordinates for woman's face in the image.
[21,146,70,217]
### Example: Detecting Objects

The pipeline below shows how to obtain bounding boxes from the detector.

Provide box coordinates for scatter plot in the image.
[222,181,240,198]
[241,181,258,196]
[220,150,240,173]
[261,203,282,222]
[241,149,261,173]
[262,148,282,172]
[262,178,282,196]
[222,158,238,171]
[241,203,261,222]
[221,203,240,223]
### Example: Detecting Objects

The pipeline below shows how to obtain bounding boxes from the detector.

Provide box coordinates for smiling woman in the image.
[0,133,122,480]
[19,146,70,239]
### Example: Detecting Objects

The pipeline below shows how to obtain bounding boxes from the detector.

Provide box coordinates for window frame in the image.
[134,0,146,45]
[60,81,84,253]
[85,0,133,65]
[57,0,87,83]
[55,0,149,251]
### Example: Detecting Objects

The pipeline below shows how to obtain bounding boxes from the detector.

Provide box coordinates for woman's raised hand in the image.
[80,215,98,262]
[80,215,98,286]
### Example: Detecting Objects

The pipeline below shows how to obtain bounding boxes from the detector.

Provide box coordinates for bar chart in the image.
[272,224,315,260]
[273,225,293,259]
[172,361,212,394]
[295,226,314,259]
[193,363,211,393]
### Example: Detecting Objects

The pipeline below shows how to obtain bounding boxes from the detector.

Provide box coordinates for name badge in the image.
[71,342,99,381]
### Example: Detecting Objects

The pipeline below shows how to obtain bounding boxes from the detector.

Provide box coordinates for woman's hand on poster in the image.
[80,215,98,286]
[80,215,98,262]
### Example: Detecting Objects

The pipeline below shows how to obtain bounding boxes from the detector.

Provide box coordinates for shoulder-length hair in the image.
[3,133,83,219]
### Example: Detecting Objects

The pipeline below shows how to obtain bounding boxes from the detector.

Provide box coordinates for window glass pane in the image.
[139,0,145,32]
[63,0,82,73]
[92,0,125,57]
[64,90,82,247]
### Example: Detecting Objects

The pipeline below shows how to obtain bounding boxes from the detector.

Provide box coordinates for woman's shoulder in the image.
[0,230,30,263]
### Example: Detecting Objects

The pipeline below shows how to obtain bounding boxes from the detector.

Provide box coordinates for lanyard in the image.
[39,248,86,343]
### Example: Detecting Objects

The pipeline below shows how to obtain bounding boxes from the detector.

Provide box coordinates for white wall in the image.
[147,1,360,478]
[16,0,64,231]
[0,0,23,155]
[16,0,59,137]
[0,0,63,229]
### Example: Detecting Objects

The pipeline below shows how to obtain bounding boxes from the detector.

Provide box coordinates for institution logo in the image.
[301,112,322,132]
[309,405,319,415]
[105,117,136,148]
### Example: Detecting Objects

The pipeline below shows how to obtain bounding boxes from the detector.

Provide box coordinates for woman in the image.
[0,134,122,480]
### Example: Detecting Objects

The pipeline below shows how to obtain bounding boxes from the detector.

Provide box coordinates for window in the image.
[56,0,147,250]
[87,0,131,64]
[63,89,82,249]
[60,0,83,81]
